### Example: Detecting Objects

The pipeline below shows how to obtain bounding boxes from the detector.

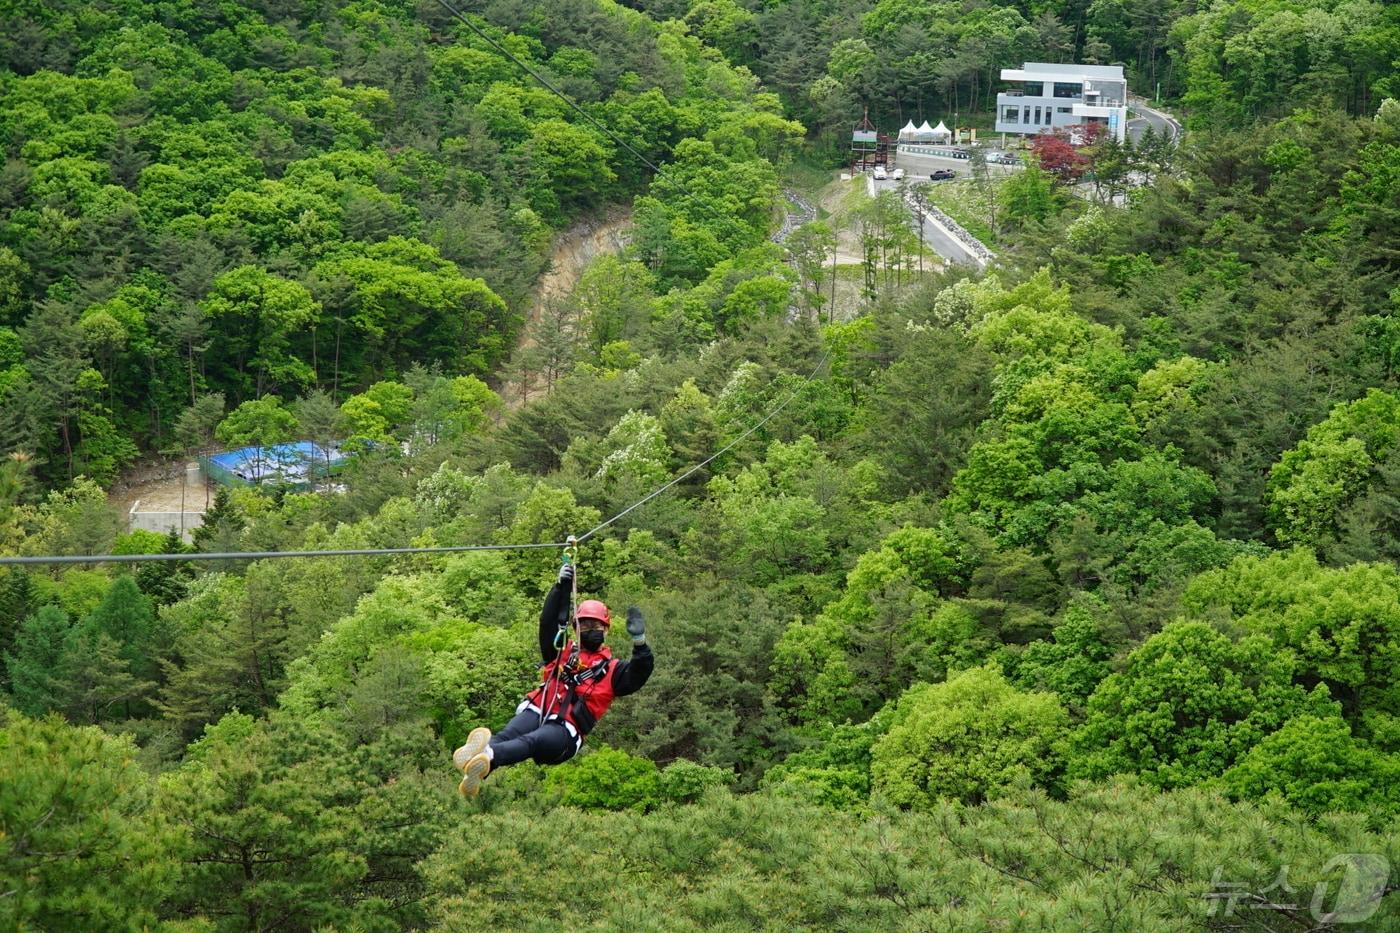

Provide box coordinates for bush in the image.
[546,745,661,810]
[658,759,732,803]
[1222,714,1400,822]
[871,665,1069,808]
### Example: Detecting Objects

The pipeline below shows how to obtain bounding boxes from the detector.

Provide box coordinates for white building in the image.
[994,63,1128,143]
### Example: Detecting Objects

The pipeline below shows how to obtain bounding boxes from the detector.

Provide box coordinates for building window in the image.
[1023,82,1044,97]
[1033,106,1041,124]
[1023,106,1030,123]
[1053,82,1082,99]
[1002,106,1019,123]
[1044,108,1052,125]
[1057,106,1072,114]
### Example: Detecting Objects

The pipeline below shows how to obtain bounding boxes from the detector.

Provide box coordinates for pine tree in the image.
[192,486,245,552]
[0,710,178,929]
[58,628,155,725]
[19,299,87,482]
[158,574,289,739]
[82,575,157,683]
[0,568,37,688]
[4,605,71,715]
[158,715,448,930]
[134,527,194,607]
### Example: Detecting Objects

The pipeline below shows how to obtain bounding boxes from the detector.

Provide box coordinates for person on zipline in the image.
[454,561,653,796]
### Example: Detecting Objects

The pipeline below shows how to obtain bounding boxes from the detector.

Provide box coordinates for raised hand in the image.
[626,607,646,644]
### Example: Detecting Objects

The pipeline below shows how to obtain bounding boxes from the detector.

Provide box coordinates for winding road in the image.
[1127,98,1182,144]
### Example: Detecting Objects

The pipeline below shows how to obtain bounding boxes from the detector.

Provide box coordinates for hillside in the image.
[3,0,1400,929]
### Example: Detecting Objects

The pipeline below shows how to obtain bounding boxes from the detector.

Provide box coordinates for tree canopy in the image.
[4,0,1400,927]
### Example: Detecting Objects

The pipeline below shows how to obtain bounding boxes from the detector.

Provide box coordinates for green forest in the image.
[3,0,1400,929]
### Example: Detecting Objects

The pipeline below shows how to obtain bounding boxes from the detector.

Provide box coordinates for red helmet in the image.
[576,599,611,627]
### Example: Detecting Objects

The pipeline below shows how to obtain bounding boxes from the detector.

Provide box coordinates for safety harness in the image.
[526,536,623,752]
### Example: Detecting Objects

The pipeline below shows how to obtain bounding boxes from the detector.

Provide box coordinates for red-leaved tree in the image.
[1029,124,1105,184]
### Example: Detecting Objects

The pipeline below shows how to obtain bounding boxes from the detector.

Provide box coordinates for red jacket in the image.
[530,581,655,737]
[527,643,619,735]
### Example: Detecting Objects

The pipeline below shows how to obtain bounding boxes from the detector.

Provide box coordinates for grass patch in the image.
[833,175,871,218]
[783,152,844,198]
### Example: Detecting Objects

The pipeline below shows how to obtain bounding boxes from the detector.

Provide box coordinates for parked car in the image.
[929,169,956,180]
[891,167,905,180]
[873,165,887,180]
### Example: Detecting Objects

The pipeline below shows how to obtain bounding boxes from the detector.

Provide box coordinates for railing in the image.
[898,144,969,159]
[897,144,1021,165]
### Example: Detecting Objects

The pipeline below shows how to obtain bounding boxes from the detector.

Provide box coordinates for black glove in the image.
[557,562,574,585]
[626,607,646,645]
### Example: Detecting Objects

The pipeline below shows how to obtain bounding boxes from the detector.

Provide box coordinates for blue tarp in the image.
[203,441,347,487]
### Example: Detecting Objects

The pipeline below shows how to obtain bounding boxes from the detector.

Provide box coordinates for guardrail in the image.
[897,144,1022,165]
[898,144,969,159]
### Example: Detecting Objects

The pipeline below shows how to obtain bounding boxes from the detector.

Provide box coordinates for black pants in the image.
[489,708,579,767]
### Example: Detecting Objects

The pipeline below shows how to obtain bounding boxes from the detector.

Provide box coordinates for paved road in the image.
[870,177,985,267]
[1127,98,1182,144]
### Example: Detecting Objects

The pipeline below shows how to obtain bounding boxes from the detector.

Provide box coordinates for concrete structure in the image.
[127,504,205,542]
[125,462,206,543]
[995,63,1128,142]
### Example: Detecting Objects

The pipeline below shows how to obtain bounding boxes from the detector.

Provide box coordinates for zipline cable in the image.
[0,541,567,567]
[0,346,830,566]
[426,0,763,243]
[576,346,831,544]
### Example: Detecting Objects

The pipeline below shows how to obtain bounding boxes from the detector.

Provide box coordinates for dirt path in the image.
[109,459,210,520]
[499,208,633,409]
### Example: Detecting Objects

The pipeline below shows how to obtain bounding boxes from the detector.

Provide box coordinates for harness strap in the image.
[516,699,582,751]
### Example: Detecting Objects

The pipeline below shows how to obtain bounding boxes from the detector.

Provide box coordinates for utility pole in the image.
[914,187,925,276]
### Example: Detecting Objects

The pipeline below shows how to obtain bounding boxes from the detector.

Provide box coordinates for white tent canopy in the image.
[915,120,936,140]
[930,120,951,140]
[898,120,918,140]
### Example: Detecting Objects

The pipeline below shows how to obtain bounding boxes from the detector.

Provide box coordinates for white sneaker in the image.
[458,753,491,797]
[452,727,491,771]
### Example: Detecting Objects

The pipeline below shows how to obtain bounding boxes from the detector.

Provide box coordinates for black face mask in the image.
[580,630,605,652]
